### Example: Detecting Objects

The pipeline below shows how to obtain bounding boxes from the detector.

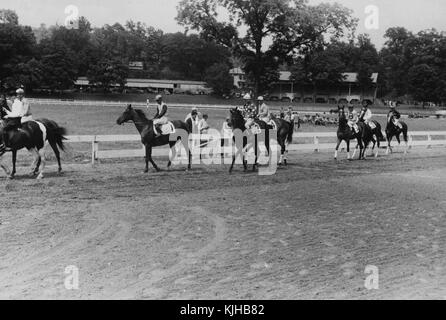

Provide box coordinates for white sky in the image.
[1,0,446,48]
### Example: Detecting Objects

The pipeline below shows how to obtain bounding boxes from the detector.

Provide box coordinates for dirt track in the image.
[0,146,445,300]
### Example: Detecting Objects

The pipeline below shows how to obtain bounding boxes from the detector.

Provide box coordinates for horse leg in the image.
[334,139,341,160]
[11,150,17,178]
[49,141,62,173]
[37,148,46,180]
[143,145,150,173]
[28,148,40,176]
[386,134,393,155]
[0,153,12,178]
[346,141,351,160]
[403,129,409,154]
[148,146,160,172]
[167,142,175,170]
[352,143,358,159]
[252,135,257,172]
[358,139,364,160]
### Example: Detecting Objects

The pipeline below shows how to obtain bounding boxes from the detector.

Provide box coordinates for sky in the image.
[1,0,446,48]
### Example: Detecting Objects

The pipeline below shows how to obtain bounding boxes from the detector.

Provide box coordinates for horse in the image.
[228,108,263,172]
[358,117,385,158]
[270,113,294,165]
[334,106,369,160]
[0,118,66,179]
[385,113,409,155]
[228,108,294,173]
[116,104,191,173]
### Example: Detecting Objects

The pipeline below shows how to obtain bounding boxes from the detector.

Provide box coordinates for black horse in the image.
[385,112,409,154]
[228,108,294,172]
[116,104,191,173]
[358,117,385,158]
[228,108,265,172]
[270,113,294,165]
[0,118,66,179]
[334,106,370,160]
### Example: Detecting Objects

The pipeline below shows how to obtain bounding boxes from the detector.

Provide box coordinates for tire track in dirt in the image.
[0,202,133,299]
[107,206,226,299]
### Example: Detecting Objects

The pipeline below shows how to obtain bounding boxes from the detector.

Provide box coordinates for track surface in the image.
[0,147,445,299]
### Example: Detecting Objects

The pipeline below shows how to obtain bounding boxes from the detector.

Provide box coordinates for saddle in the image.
[247,123,262,135]
[154,121,176,136]
[367,121,376,130]
[268,120,277,131]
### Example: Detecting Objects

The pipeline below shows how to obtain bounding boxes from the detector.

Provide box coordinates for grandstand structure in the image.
[230,69,379,104]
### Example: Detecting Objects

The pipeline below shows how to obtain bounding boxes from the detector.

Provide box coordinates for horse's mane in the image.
[133,108,150,123]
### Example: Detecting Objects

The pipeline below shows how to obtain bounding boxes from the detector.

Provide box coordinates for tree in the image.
[0,13,37,90]
[204,62,233,95]
[87,59,129,90]
[0,9,19,25]
[177,0,357,102]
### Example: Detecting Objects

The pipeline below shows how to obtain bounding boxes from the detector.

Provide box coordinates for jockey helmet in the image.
[243,93,251,100]
[257,96,264,101]
[16,88,25,94]
[155,94,162,101]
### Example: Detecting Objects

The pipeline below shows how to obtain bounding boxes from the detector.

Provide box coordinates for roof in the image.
[76,77,206,86]
[229,68,244,75]
[229,70,378,84]
[342,72,379,84]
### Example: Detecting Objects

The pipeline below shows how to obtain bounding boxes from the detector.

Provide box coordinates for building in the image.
[75,77,212,94]
[229,68,247,89]
[229,69,379,104]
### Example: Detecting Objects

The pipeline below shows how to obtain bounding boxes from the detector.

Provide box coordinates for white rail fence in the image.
[64,131,446,164]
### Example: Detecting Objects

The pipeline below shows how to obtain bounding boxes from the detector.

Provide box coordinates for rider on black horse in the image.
[1,88,33,151]
[388,102,402,129]
[359,100,375,129]
[346,105,359,134]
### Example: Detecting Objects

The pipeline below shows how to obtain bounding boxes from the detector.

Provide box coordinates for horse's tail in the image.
[287,120,294,144]
[375,121,385,142]
[402,121,409,142]
[38,119,67,151]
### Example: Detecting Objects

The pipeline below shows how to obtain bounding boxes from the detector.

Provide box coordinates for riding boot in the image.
[155,124,163,136]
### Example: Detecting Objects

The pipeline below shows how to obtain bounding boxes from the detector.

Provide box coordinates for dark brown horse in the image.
[386,112,409,155]
[0,118,66,179]
[270,114,294,165]
[116,104,191,172]
[228,108,294,173]
[334,106,369,160]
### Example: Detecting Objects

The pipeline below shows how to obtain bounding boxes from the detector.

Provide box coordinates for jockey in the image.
[258,96,270,123]
[347,105,359,133]
[284,107,295,123]
[359,101,374,128]
[242,93,256,129]
[153,94,168,135]
[388,103,403,129]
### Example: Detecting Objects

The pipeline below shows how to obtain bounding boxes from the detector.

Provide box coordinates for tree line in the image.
[1,1,445,105]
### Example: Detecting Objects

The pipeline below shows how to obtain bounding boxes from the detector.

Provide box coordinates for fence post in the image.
[91,136,98,165]
[427,134,432,149]
[314,135,319,153]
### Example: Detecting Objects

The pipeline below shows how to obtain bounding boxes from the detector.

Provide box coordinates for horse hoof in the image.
[37,173,44,180]
[143,169,149,173]
[7,175,14,180]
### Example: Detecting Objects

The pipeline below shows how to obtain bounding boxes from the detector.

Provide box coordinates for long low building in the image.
[75,77,212,94]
